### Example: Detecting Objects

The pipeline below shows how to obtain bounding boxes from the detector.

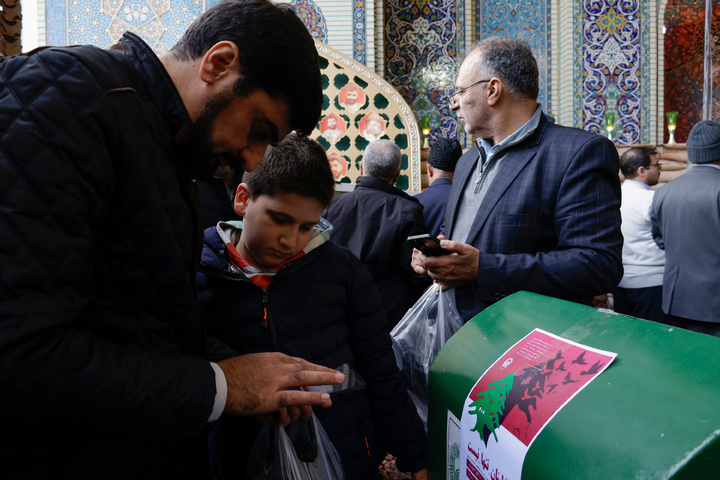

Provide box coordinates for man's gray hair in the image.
[470,36,539,101]
[363,140,402,181]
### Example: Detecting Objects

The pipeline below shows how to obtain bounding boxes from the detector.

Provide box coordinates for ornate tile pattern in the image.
[43,0,720,147]
[353,0,366,63]
[384,0,463,144]
[47,0,219,53]
[291,0,329,43]
[476,0,552,118]
[577,0,650,144]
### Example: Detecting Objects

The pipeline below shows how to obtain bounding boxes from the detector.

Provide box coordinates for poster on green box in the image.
[457,329,616,480]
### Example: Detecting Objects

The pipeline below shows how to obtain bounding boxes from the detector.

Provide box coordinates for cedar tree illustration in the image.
[469,373,515,444]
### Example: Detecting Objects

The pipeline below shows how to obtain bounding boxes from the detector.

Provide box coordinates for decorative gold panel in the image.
[313,40,422,191]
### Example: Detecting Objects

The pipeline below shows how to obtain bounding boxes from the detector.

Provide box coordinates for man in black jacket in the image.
[0,1,341,477]
[323,140,431,328]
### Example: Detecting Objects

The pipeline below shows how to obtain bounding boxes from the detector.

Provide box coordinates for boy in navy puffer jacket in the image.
[196,133,427,479]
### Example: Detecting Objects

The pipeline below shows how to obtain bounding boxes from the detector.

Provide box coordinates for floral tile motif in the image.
[477,0,552,118]
[353,0,366,64]
[292,0,329,44]
[47,0,218,53]
[578,0,648,144]
[384,0,463,144]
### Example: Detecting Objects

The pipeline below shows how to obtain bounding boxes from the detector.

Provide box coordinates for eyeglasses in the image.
[448,79,491,108]
[646,162,662,169]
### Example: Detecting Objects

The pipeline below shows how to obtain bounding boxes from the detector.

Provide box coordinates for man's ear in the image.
[390,169,401,186]
[486,78,502,106]
[199,41,241,86]
[234,183,251,216]
[426,164,435,178]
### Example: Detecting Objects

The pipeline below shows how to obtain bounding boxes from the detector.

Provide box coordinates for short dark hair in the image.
[471,36,539,101]
[363,140,401,182]
[428,138,462,172]
[620,146,657,178]
[170,0,322,134]
[245,133,335,207]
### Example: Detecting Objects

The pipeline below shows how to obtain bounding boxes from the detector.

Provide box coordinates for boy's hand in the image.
[218,352,343,415]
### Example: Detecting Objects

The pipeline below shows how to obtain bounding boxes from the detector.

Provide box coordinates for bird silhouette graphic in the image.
[562,373,579,385]
[557,361,566,371]
[546,350,564,370]
[572,351,588,365]
[581,360,605,375]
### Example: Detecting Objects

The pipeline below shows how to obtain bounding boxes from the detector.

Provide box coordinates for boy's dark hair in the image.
[620,146,657,178]
[170,0,322,134]
[246,133,335,207]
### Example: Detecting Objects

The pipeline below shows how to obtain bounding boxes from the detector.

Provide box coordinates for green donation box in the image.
[427,291,720,480]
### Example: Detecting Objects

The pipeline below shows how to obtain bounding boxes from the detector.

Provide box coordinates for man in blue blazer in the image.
[412,37,623,321]
[652,120,720,336]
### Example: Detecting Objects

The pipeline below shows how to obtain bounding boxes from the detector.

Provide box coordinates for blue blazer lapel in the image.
[464,146,537,245]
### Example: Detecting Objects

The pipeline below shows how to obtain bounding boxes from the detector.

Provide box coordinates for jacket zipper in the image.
[262,289,281,352]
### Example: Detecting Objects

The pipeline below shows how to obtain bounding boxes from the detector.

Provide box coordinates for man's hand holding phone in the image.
[407,233,450,257]
[218,352,345,416]
[297,363,365,396]
[410,235,480,290]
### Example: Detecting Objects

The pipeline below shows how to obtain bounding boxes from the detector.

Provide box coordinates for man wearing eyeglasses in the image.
[612,147,666,323]
[411,36,623,321]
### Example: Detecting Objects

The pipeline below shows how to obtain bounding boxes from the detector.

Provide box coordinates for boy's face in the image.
[234,185,324,268]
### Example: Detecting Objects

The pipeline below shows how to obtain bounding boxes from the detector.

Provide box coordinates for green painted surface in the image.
[428,291,720,479]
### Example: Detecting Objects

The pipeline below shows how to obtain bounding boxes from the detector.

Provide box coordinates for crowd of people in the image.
[1,1,718,478]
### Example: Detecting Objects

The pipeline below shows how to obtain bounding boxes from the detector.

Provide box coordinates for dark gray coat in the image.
[652,165,720,323]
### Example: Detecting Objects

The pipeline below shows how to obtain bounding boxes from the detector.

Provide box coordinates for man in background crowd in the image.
[612,146,666,323]
[324,140,431,328]
[652,120,720,336]
[415,138,463,236]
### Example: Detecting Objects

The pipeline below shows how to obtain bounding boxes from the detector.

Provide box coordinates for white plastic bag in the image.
[246,413,345,480]
[391,283,463,423]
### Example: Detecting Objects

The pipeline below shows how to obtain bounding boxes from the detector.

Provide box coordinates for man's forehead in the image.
[458,51,485,82]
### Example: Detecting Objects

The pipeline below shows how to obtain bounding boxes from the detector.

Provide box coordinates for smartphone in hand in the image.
[299,363,366,396]
[407,233,450,256]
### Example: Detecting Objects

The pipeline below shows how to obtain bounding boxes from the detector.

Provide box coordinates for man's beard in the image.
[187,91,239,180]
